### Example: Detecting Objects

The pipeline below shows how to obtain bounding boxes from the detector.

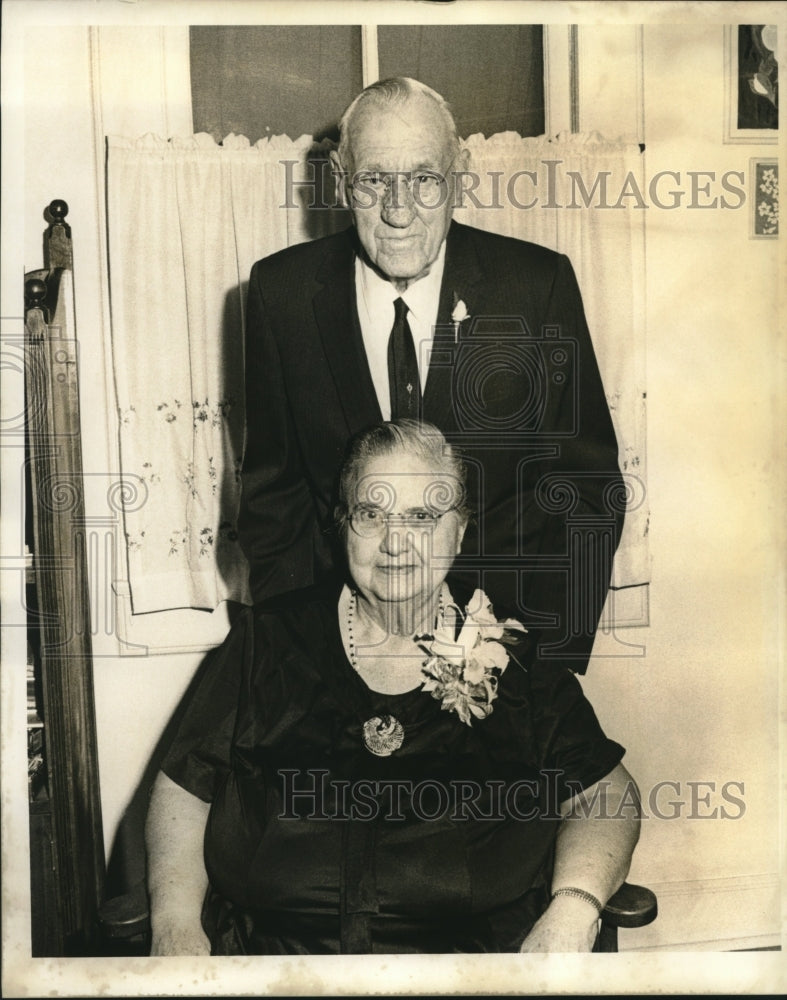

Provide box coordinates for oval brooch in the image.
[362,715,404,757]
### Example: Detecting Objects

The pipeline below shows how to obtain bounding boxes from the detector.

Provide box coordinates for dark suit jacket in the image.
[239,221,624,673]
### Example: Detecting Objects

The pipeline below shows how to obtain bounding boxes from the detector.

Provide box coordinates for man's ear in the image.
[329,149,350,210]
[448,146,471,209]
[455,145,471,174]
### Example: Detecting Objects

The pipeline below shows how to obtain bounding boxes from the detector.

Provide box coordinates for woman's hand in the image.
[519,894,599,953]
[150,910,211,956]
[145,773,213,956]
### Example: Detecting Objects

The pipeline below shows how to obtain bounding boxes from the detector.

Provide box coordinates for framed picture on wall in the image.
[724,24,779,142]
[750,158,779,238]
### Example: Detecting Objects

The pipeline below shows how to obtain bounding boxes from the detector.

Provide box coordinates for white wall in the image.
[17,19,783,951]
[580,23,782,950]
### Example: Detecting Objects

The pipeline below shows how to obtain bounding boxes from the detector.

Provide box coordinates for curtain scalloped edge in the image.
[107,130,641,156]
[107,131,329,153]
[463,130,642,157]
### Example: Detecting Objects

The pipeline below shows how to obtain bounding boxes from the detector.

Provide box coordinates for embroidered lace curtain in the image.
[107,130,648,615]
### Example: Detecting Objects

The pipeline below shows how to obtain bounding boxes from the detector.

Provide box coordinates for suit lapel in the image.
[313,230,382,433]
[314,222,487,435]
[424,222,485,431]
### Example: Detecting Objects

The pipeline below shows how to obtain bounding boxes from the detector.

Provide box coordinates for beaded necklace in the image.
[346,586,446,672]
[344,585,450,756]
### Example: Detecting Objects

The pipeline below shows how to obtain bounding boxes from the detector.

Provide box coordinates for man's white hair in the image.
[336,76,461,169]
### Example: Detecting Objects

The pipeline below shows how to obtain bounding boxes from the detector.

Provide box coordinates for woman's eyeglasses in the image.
[348,505,457,538]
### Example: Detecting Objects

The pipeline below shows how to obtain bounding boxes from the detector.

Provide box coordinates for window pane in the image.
[378,25,544,138]
[190,26,363,142]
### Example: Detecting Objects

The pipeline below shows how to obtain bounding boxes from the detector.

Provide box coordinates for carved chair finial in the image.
[25,276,48,311]
[44,199,72,270]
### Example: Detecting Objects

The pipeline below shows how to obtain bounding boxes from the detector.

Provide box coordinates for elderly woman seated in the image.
[146,419,640,955]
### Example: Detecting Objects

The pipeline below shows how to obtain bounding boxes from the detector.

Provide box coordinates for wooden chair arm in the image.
[98,881,150,941]
[596,881,658,952]
[601,881,658,928]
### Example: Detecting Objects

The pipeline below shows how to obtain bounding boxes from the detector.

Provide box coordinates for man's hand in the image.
[519,893,599,953]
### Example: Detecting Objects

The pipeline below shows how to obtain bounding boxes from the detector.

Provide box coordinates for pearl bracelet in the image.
[551,886,603,915]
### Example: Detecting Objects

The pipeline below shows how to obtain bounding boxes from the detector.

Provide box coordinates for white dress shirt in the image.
[354,243,446,420]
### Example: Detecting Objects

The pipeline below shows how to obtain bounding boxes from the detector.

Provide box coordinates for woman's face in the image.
[345,451,467,608]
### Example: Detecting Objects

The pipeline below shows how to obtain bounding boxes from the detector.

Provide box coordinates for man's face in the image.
[332,95,467,287]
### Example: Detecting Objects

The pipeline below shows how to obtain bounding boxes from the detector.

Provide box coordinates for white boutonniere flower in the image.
[418,589,526,726]
[451,296,470,344]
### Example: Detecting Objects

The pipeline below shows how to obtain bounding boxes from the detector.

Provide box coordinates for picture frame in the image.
[724,24,779,143]
[750,158,779,238]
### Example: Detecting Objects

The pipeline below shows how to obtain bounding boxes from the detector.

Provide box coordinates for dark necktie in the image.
[387,297,422,420]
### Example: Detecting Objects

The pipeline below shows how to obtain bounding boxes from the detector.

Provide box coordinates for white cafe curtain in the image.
[107,130,648,615]
[106,132,340,613]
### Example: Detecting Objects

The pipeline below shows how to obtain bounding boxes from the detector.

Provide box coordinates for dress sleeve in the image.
[160,607,253,802]
[529,662,626,803]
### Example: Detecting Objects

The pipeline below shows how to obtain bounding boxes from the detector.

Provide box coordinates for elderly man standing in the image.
[238,77,624,674]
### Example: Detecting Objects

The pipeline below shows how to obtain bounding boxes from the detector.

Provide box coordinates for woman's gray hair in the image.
[334,419,470,536]
[336,77,461,171]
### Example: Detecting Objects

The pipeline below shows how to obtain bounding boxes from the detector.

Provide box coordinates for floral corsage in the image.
[451,295,470,344]
[418,589,526,726]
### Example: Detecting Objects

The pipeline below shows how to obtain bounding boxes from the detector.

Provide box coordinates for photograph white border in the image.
[2,1,786,997]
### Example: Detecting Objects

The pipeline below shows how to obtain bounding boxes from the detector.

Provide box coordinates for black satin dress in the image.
[161,584,624,954]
